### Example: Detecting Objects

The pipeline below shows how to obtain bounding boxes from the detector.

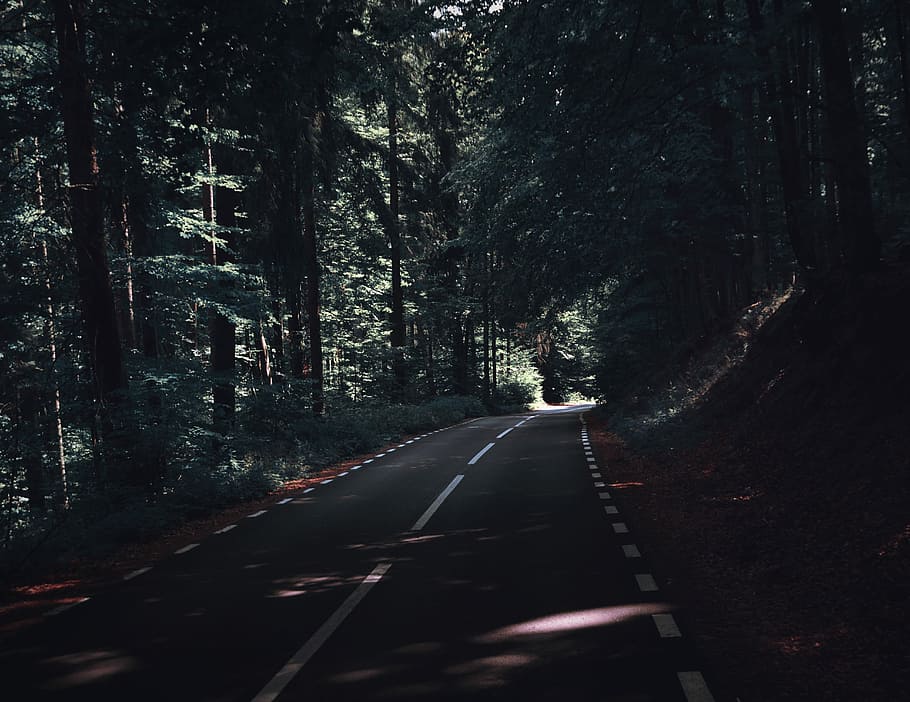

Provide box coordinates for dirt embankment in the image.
[590,268,910,702]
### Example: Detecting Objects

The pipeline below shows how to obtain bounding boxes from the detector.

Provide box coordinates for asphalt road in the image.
[1,407,716,701]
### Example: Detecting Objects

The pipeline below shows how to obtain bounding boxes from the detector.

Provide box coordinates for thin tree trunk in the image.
[301,136,324,415]
[34,142,68,511]
[388,97,406,393]
[811,0,879,272]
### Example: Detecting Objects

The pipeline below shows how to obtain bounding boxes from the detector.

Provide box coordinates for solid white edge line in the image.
[215,524,238,534]
[251,563,392,702]
[411,475,464,531]
[653,613,682,638]
[123,567,151,581]
[678,671,716,702]
[496,427,514,439]
[175,543,199,555]
[468,442,495,465]
[44,597,90,617]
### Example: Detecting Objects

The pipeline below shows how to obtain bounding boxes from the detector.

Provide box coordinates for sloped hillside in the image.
[590,267,910,702]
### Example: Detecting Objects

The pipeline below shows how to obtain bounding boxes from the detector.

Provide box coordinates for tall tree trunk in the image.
[811,0,879,272]
[301,136,324,415]
[34,141,68,511]
[53,0,126,402]
[895,0,910,136]
[746,0,818,276]
[387,97,407,394]
[211,150,238,434]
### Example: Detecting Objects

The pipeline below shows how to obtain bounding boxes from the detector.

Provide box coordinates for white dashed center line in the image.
[251,563,392,702]
[598,492,611,499]
[175,543,199,555]
[303,487,315,494]
[496,427,513,439]
[468,442,495,465]
[247,510,268,518]
[337,471,349,477]
[320,479,333,485]
[215,524,238,534]
[411,475,464,531]
[604,505,619,515]
[277,497,293,505]
[613,522,629,534]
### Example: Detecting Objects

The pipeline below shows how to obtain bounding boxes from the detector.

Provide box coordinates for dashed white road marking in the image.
[604,505,619,515]
[653,613,682,638]
[613,522,629,534]
[215,524,238,534]
[622,544,642,558]
[592,472,602,478]
[350,465,361,471]
[594,481,606,488]
[320,479,333,485]
[363,459,374,464]
[303,487,315,494]
[496,428,514,439]
[598,492,611,499]
[405,440,414,444]
[587,457,596,463]
[411,475,464,531]
[337,471,349,477]
[248,510,268,518]
[277,497,293,505]
[44,597,90,617]
[635,573,659,592]
[678,671,716,702]
[123,567,152,581]
[251,563,392,702]
[468,442,495,465]
[375,453,386,458]
[175,543,200,555]
[585,450,593,456]
[386,449,396,453]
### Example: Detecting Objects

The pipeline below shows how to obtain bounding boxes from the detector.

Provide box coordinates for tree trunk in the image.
[301,137,324,415]
[212,154,238,434]
[388,98,406,393]
[53,0,126,402]
[746,0,818,275]
[811,0,879,272]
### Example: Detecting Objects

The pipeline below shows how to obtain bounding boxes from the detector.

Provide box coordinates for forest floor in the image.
[589,266,910,701]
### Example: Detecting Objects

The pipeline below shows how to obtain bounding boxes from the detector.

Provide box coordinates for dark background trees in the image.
[1,0,906,565]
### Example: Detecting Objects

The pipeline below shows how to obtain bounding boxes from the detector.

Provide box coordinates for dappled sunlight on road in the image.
[41,649,139,690]
[475,603,673,643]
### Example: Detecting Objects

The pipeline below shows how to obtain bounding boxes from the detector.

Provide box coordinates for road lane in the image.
[0,415,521,701]
[272,408,699,701]
[0,409,712,701]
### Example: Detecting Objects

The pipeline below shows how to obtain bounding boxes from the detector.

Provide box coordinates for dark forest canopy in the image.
[1,0,908,550]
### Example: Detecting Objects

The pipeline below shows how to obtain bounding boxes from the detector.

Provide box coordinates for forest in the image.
[2,0,909,636]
